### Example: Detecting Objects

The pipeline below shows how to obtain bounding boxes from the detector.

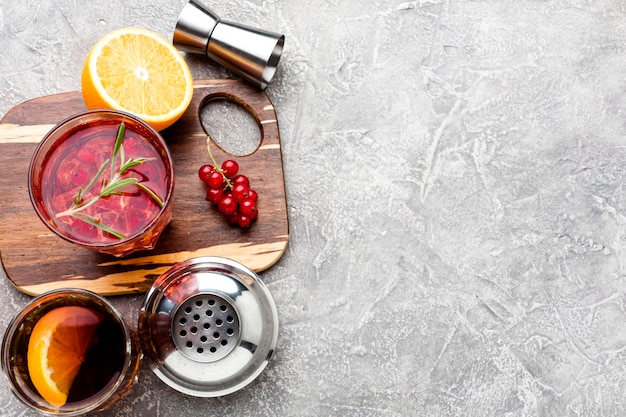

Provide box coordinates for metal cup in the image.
[173,0,285,90]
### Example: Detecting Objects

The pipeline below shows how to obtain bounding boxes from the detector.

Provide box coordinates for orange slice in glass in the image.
[27,306,103,408]
[81,27,194,131]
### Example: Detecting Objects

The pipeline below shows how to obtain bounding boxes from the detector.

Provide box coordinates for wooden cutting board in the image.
[0,79,288,296]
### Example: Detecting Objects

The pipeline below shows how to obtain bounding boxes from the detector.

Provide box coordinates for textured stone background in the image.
[2,0,626,416]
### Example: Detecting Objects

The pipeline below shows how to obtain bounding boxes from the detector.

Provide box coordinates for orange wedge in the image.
[81,27,194,131]
[27,306,103,408]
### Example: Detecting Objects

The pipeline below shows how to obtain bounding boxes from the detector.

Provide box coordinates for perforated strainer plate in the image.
[139,257,279,397]
[172,292,240,362]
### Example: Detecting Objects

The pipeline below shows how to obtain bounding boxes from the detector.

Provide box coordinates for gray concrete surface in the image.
[2,0,626,416]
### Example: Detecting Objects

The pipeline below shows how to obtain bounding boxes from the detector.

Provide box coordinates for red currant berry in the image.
[232,184,250,202]
[231,174,250,188]
[246,188,258,202]
[226,210,240,225]
[77,147,96,164]
[218,195,237,215]
[237,213,253,228]
[206,187,224,205]
[207,171,225,189]
[71,169,88,186]
[221,160,239,178]
[239,199,257,217]
[249,206,258,221]
[198,164,214,184]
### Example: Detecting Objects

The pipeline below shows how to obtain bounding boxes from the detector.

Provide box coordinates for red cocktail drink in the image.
[29,110,174,257]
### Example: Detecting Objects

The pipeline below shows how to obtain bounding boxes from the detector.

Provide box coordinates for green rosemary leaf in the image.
[120,135,125,168]
[80,158,110,200]
[72,213,125,239]
[100,177,139,197]
[113,122,125,158]
[136,182,164,207]
[73,187,83,206]
[110,122,126,182]
[119,157,155,174]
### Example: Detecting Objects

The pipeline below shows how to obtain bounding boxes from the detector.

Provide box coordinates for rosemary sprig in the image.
[55,122,164,239]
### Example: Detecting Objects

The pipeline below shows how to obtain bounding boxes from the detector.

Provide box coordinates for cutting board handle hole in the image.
[200,99,261,157]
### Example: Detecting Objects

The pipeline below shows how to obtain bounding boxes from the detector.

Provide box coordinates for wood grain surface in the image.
[0,79,288,296]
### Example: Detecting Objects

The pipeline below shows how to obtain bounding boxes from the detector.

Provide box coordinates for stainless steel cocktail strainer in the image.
[138,257,278,397]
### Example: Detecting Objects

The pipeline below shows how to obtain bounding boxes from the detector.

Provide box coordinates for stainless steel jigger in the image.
[173,0,285,90]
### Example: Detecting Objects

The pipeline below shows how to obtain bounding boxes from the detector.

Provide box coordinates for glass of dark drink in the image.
[1,288,140,415]
[28,110,175,257]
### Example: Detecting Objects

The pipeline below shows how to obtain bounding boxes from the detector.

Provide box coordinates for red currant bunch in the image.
[198,159,258,228]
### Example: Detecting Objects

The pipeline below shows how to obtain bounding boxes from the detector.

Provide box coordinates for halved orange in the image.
[27,306,103,408]
[81,27,194,131]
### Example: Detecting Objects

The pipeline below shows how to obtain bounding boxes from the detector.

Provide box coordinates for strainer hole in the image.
[221,340,228,346]
[227,316,234,323]
[206,310,213,317]
[203,323,210,329]
[196,300,203,307]
[197,347,204,354]
[180,318,187,325]
[208,299,216,306]
[191,327,198,334]
[185,306,192,314]
[213,332,220,339]
[226,328,234,336]
[210,347,217,353]
[220,305,227,312]
[193,314,200,321]
[180,330,187,337]
[186,341,193,348]
[200,335,208,343]
[216,319,223,326]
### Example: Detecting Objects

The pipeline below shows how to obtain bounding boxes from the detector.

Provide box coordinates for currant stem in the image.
[205,137,233,190]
